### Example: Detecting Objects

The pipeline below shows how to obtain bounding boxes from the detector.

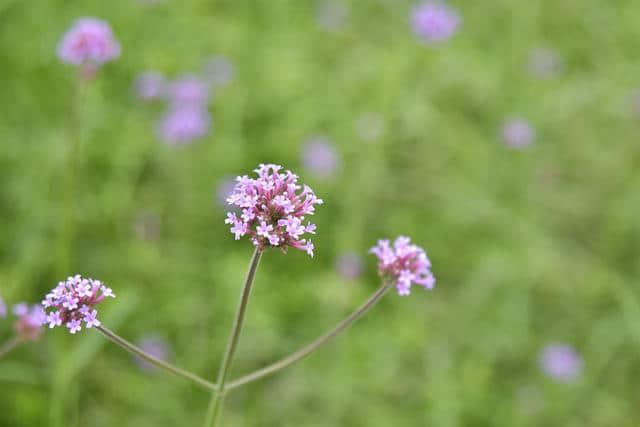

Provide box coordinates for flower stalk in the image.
[226,282,392,390]
[96,325,217,391]
[204,247,263,427]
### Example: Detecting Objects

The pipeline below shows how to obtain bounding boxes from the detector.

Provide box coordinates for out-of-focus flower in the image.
[156,107,211,145]
[134,335,171,372]
[370,236,435,295]
[225,164,323,256]
[216,177,236,207]
[335,253,363,279]
[315,1,349,32]
[13,304,46,341]
[356,113,384,142]
[134,71,166,100]
[301,136,340,178]
[203,56,235,88]
[501,117,536,148]
[0,295,6,318]
[540,343,582,382]
[41,275,115,334]
[57,18,120,67]
[167,75,210,108]
[410,2,460,43]
[527,48,564,79]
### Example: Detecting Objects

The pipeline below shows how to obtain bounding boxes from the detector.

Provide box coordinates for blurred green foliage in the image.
[1,0,640,426]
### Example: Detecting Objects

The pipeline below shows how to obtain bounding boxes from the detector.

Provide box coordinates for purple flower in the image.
[156,107,211,145]
[527,48,564,79]
[301,137,340,178]
[41,275,115,334]
[540,343,582,382]
[370,236,435,295]
[13,303,46,341]
[57,18,120,67]
[410,2,460,43]
[356,113,384,142]
[168,75,210,108]
[134,71,166,100]
[134,335,171,372]
[202,56,235,87]
[225,164,323,256]
[315,1,349,33]
[501,117,535,148]
[335,253,363,279]
[215,177,236,207]
[0,295,5,318]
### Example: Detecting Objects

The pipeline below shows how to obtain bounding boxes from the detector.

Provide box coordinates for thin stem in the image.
[0,337,22,358]
[204,247,263,427]
[226,282,392,390]
[95,325,217,391]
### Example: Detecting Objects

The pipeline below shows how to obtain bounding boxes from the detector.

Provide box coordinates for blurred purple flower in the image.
[370,236,435,296]
[13,303,46,341]
[168,75,210,108]
[216,177,236,207]
[335,253,363,279]
[57,18,120,67]
[501,117,535,148]
[134,72,166,101]
[0,295,5,318]
[410,2,460,43]
[540,343,582,382]
[156,107,211,145]
[203,56,235,88]
[356,113,384,142]
[301,136,340,178]
[527,48,564,79]
[134,335,171,372]
[316,1,349,32]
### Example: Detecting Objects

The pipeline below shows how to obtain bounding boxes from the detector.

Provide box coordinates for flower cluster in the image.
[12,303,46,341]
[369,236,435,295]
[501,117,535,148]
[540,343,582,382]
[57,18,120,68]
[410,2,460,43]
[41,275,115,334]
[225,164,323,256]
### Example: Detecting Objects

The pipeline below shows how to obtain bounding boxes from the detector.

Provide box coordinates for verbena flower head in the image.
[540,343,582,382]
[225,164,323,256]
[134,71,166,100]
[57,18,120,67]
[156,107,211,145]
[13,303,46,341]
[42,275,115,334]
[301,136,340,178]
[410,2,460,43]
[501,117,535,148]
[370,236,435,295]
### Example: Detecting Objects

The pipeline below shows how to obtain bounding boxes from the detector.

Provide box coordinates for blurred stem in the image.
[95,325,217,391]
[226,282,392,390]
[204,247,263,427]
[57,74,85,276]
[0,337,22,358]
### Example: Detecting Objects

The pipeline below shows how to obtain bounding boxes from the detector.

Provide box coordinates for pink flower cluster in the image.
[370,236,435,295]
[225,164,323,256]
[57,18,120,67]
[42,275,115,334]
[12,303,46,341]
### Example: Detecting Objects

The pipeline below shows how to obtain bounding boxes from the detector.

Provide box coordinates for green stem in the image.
[204,247,263,427]
[0,337,22,358]
[226,282,392,390]
[95,325,217,391]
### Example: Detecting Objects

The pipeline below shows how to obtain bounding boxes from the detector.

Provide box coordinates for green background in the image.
[1,0,639,426]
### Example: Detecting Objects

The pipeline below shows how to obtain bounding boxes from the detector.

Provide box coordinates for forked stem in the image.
[226,282,392,390]
[204,247,263,427]
[95,325,217,391]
